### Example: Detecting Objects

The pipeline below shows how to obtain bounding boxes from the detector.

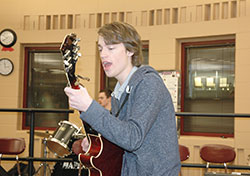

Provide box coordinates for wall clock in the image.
[0,29,17,48]
[0,58,14,76]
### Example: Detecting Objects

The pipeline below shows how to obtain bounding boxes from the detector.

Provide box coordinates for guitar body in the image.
[79,132,124,176]
[60,33,124,176]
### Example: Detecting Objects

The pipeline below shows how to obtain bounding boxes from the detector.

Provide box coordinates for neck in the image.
[105,103,111,111]
[117,65,133,85]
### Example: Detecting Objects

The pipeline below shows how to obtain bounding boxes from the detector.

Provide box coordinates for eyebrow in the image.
[97,44,103,51]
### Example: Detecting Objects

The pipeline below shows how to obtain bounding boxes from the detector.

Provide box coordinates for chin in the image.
[104,72,113,78]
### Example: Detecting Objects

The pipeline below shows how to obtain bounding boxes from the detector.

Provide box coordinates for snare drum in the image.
[47,121,83,157]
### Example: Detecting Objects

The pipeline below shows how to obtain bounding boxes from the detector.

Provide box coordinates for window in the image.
[23,47,69,129]
[101,41,149,90]
[181,39,235,137]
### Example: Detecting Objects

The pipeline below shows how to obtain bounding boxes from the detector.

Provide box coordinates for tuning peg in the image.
[73,53,81,61]
[77,75,90,81]
[72,38,81,45]
[72,46,80,53]
[65,63,72,72]
[63,60,69,66]
[63,50,71,58]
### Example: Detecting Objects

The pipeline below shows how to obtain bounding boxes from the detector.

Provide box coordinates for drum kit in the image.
[32,121,86,176]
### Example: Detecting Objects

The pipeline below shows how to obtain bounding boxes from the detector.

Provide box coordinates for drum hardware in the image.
[46,121,85,158]
[75,133,86,138]
[34,131,52,176]
[72,128,86,139]
[27,130,52,138]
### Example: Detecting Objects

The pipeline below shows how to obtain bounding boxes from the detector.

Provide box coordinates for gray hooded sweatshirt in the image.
[81,65,181,176]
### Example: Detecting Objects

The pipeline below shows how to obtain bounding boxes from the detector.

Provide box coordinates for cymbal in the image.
[27,131,52,138]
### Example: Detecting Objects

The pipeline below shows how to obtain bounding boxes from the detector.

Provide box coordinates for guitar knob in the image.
[72,38,80,45]
[76,38,81,43]
[64,60,69,66]
[63,50,71,58]
[72,46,80,53]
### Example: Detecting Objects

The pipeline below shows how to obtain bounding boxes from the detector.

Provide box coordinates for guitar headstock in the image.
[60,33,81,89]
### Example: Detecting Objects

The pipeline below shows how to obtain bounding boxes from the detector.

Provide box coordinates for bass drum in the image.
[47,120,84,157]
[51,153,88,176]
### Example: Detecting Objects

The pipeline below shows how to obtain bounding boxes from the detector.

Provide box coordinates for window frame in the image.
[22,46,68,130]
[180,39,235,137]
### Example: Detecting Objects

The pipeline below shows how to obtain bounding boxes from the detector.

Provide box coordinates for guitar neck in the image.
[60,32,97,137]
[66,78,97,136]
[83,122,99,135]
[65,73,80,89]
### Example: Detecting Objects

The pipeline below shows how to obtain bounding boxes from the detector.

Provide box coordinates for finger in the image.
[64,87,78,96]
[79,85,84,89]
[68,100,77,109]
[79,85,88,92]
[81,140,85,148]
[64,87,72,96]
[64,87,70,92]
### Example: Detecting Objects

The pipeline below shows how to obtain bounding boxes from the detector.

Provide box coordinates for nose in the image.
[100,47,108,59]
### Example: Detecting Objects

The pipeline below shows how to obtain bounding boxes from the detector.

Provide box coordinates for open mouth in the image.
[102,61,112,70]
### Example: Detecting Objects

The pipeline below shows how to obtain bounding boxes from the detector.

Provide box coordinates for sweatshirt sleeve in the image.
[80,73,170,152]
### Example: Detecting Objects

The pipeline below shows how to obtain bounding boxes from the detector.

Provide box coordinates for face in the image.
[98,92,110,108]
[98,36,133,84]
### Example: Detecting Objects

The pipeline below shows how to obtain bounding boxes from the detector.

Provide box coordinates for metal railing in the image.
[0,108,74,175]
[176,112,250,172]
[1,109,250,174]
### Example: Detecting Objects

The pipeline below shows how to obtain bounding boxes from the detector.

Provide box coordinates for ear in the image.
[107,96,111,102]
[126,51,134,57]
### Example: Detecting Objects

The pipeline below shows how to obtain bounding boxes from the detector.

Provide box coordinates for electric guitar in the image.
[60,33,124,176]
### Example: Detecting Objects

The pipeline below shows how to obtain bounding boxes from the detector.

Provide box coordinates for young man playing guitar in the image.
[64,21,181,176]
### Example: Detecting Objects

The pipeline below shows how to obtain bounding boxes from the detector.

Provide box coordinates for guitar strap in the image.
[84,92,129,134]
[114,92,130,117]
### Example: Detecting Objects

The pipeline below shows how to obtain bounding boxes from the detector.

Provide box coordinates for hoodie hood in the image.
[128,65,161,88]
[112,65,161,110]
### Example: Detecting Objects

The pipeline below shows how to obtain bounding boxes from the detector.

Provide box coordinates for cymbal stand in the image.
[34,138,51,176]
